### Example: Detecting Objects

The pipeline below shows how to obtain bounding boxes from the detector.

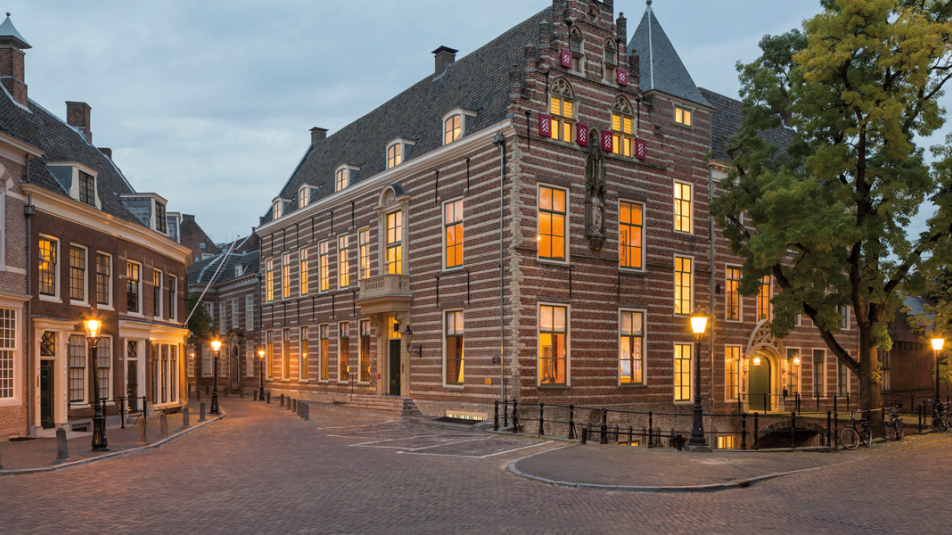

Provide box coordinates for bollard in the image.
[200,402,207,422]
[137,417,148,446]
[511,400,519,433]
[120,397,126,429]
[240,388,245,399]
[827,411,832,447]
[676,434,683,451]
[538,402,545,436]
[494,401,499,432]
[503,400,509,429]
[568,405,575,440]
[741,413,748,450]
[267,392,271,404]
[54,428,70,463]
[648,411,654,448]
[182,406,190,429]
[304,403,310,422]
[280,394,285,408]
[599,408,609,445]
[753,413,760,450]
[581,427,588,445]
[791,412,797,448]
[160,412,169,435]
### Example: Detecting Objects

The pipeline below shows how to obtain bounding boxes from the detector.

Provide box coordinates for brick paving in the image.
[1,399,950,534]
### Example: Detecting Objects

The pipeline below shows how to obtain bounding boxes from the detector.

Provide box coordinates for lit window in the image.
[550,93,575,143]
[282,253,291,299]
[266,331,274,379]
[358,228,371,279]
[319,241,331,292]
[39,237,57,296]
[300,249,309,295]
[386,211,403,274]
[96,253,111,306]
[538,186,567,261]
[300,326,309,380]
[387,143,403,169]
[282,328,290,379]
[604,43,617,83]
[69,246,86,302]
[338,235,350,288]
[359,320,371,382]
[320,324,330,381]
[675,106,693,126]
[813,349,825,395]
[787,348,800,395]
[445,310,464,386]
[725,267,741,321]
[619,201,643,269]
[299,187,310,208]
[273,200,283,219]
[444,199,463,269]
[266,258,275,302]
[674,257,693,315]
[127,262,141,313]
[338,322,350,382]
[336,169,348,192]
[152,269,162,317]
[611,98,636,157]
[539,305,567,386]
[717,436,735,449]
[674,343,692,402]
[674,182,692,233]
[757,275,771,321]
[726,346,740,400]
[78,171,96,206]
[444,114,462,145]
[619,310,644,385]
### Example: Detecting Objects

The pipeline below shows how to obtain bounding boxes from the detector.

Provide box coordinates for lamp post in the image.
[257,349,266,401]
[402,325,422,357]
[932,337,946,403]
[688,307,711,452]
[83,315,108,452]
[210,339,221,414]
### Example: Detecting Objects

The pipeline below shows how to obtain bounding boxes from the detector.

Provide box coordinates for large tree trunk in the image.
[857,322,882,417]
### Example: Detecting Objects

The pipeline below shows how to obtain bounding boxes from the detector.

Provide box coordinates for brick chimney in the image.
[66,101,92,144]
[0,14,31,107]
[432,46,458,76]
[310,127,328,146]
[98,147,112,159]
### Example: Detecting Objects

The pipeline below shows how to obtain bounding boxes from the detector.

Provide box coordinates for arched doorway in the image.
[749,352,772,411]
[744,320,786,413]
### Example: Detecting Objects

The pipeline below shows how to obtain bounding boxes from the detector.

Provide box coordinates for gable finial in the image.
[5,13,10,17]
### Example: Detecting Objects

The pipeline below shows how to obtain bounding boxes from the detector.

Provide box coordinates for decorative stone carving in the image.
[584,130,607,250]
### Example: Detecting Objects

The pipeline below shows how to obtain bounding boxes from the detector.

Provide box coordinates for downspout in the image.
[708,165,716,411]
[24,189,34,435]
[493,132,506,402]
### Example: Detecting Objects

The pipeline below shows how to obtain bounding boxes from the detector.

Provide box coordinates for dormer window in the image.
[49,163,102,209]
[78,171,96,206]
[604,41,617,83]
[386,139,415,169]
[335,165,359,191]
[235,265,244,277]
[273,199,284,219]
[299,186,310,208]
[155,201,167,234]
[442,110,475,146]
[675,105,693,127]
[549,79,576,143]
[569,29,584,72]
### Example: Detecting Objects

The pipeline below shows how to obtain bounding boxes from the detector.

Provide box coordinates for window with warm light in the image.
[675,106,692,126]
[39,237,57,297]
[359,228,371,279]
[152,269,163,318]
[674,256,693,315]
[319,241,331,292]
[336,168,348,192]
[725,267,741,321]
[69,245,86,302]
[549,90,575,143]
[387,143,402,169]
[674,343,692,402]
[674,182,692,233]
[726,346,740,400]
[266,258,275,302]
[787,348,800,394]
[619,310,644,385]
[444,114,462,145]
[619,201,643,269]
[273,200,283,219]
[757,275,771,321]
[338,322,350,382]
[359,319,371,382]
[338,235,350,288]
[300,326,309,380]
[282,328,290,379]
[282,253,291,299]
[538,186,567,262]
[444,199,464,269]
[320,324,330,381]
[444,310,464,386]
[386,211,403,274]
[299,186,310,208]
[539,305,567,386]
[813,349,825,394]
[127,261,141,314]
[266,330,274,379]
[300,248,309,295]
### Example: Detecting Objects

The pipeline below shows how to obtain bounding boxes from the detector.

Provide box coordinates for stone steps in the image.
[334,395,420,416]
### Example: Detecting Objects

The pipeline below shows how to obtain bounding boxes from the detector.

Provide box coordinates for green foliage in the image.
[712,0,952,404]
[910,268,952,384]
[186,294,213,344]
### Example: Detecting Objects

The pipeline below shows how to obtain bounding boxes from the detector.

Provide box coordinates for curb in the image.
[0,408,227,476]
[505,443,833,493]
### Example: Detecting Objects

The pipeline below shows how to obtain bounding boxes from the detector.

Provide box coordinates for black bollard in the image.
[55,428,70,463]
[599,408,608,445]
[200,402,206,422]
[538,402,545,436]
[568,405,575,440]
[267,392,271,404]
[280,394,285,408]
[304,403,310,421]
[741,413,748,450]
[494,401,499,432]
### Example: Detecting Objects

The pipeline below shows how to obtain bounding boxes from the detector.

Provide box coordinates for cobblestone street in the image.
[2,399,950,534]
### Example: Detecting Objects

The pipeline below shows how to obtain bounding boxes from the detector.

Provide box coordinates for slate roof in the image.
[698,87,796,164]
[629,4,711,108]
[264,6,552,223]
[188,249,259,287]
[0,14,31,49]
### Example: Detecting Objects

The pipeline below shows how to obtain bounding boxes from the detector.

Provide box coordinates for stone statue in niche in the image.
[584,129,607,250]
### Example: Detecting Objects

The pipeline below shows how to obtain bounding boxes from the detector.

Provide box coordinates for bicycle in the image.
[883,406,903,441]
[840,410,872,450]
[931,402,950,433]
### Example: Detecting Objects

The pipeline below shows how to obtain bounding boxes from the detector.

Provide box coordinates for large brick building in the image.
[255,0,860,430]
[0,15,191,438]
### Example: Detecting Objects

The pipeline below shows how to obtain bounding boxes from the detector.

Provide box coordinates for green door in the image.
[749,354,771,412]
[40,360,54,429]
[388,339,401,396]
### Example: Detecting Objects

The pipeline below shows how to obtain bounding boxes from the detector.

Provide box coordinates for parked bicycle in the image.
[883,406,904,441]
[841,410,872,450]
[932,402,951,433]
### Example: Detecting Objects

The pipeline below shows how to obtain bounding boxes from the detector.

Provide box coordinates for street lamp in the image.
[932,337,945,403]
[257,348,266,401]
[402,325,422,357]
[210,339,222,414]
[83,314,108,452]
[688,307,711,452]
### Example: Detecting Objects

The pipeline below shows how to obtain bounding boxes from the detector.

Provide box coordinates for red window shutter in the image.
[601,130,613,153]
[635,138,646,160]
[576,123,589,147]
[617,68,629,86]
[561,48,572,69]
[539,113,553,138]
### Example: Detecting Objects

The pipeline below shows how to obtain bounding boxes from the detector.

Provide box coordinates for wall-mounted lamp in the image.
[403,325,422,357]
[752,355,762,366]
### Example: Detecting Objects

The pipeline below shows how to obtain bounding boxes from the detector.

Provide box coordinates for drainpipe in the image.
[493,132,506,402]
[708,165,716,410]
[24,190,34,435]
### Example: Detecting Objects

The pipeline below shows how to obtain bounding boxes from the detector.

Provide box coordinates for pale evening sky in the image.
[4,0,942,242]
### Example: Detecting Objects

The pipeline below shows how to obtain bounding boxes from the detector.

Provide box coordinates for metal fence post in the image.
[676,434,683,451]
[826,411,832,447]
[919,403,923,433]
[538,402,545,436]
[628,426,633,446]
[120,397,126,429]
[511,400,519,433]
[494,401,499,431]
[568,405,575,439]
[581,427,588,445]
[741,413,747,450]
[503,400,509,428]
[600,408,609,445]
[648,411,654,448]
[753,412,759,450]
[791,411,797,449]
[847,392,851,413]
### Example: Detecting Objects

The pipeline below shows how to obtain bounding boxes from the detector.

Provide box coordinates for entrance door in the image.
[40,360,54,429]
[749,353,771,412]
[127,361,139,411]
[388,339,401,396]
[231,346,240,387]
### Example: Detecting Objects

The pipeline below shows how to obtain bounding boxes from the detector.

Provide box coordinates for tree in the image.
[910,269,952,388]
[186,294,213,346]
[712,0,952,411]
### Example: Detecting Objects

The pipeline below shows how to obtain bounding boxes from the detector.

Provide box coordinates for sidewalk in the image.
[0,400,220,473]
[508,433,940,492]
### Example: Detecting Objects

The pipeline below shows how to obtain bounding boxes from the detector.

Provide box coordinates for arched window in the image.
[549,78,576,144]
[604,40,617,83]
[568,28,584,73]
[611,97,636,158]
[444,114,462,145]
[387,143,402,169]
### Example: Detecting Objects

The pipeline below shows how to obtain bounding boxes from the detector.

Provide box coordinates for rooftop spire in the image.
[0,13,31,49]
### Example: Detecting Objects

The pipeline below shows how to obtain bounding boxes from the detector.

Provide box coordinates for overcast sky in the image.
[5,0,943,242]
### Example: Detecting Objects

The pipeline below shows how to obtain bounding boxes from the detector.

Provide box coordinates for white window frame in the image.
[337,321,350,383]
[0,307,19,405]
[246,345,255,378]
[673,342,694,404]
[537,302,570,387]
[441,110,475,146]
[673,255,695,317]
[536,183,570,265]
[95,335,113,402]
[299,247,309,296]
[245,294,254,331]
[673,180,694,235]
[300,325,310,381]
[618,199,645,272]
[0,190,5,270]
[386,139,414,169]
[231,298,239,330]
[724,264,743,323]
[272,198,284,219]
[338,234,351,289]
[68,243,89,307]
[299,185,311,209]
[202,345,213,377]
[786,347,802,396]
[757,275,773,322]
[126,260,143,316]
[674,105,694,127]
[358,227,372,280]
[168,274,178,321]
[152,268,164,320]
[725,345,741,401]
[442,197,464,271]
[319,240,332,292]
[839,305,850,330]
[442,309,465,389]
[335,164,359,192]
[219,301,226,332]
[618,308,647,386]
[38,234,61,302]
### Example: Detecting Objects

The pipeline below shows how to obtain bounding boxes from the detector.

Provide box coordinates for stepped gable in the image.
[264,7,553,223]
[629,2,711,108]
[699,87,795,164]
[0,90,144,225]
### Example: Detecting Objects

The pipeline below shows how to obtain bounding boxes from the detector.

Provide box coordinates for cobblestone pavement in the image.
[1,399,950,534]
